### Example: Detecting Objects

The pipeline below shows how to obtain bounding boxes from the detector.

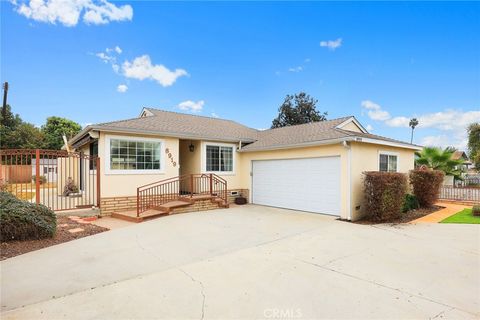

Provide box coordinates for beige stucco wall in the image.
[179,140,201,176]
[98,131,180,197]
[350,142,415,220]
[341,122,363,133]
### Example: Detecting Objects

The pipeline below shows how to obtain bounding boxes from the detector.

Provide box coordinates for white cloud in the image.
[117,84,128,93]
[361,99,479,149]
[13,0,133,27]
[320,38,342,50]
[178,100,204,113]
[106,45,122,54]
[288,66,303,73]
[361,100,391,121]
[366,124,373,132]
[211,112,219,118]
[122,55,188,87]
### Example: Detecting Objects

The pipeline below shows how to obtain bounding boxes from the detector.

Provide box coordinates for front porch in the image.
[111,174,229,222]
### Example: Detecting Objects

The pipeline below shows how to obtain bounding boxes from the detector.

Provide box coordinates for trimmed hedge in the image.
[409,170,444,207]
[363,171,408,222]
[0,192,56,242]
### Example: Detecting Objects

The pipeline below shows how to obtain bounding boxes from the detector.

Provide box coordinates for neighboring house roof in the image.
[69,107,421,151]
[452,151,469,161]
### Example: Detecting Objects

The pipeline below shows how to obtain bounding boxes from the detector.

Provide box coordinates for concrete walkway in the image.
[412,202,470,223]
[1,205,479,319]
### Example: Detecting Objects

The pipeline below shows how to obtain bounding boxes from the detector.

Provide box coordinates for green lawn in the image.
[440,209,480,224]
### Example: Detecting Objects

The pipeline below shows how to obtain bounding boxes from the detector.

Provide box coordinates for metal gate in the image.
[0,149,100,211]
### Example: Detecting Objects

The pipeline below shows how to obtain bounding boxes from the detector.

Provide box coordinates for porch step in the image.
[111,208,168,223]
[112,195,229,223]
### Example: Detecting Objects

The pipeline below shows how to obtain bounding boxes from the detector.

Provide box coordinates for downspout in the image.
[342,141,352,221]
[238,140,242,150]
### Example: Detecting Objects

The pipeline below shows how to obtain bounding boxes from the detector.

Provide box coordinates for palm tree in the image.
[409,118,419,144]
[415,147,464,179]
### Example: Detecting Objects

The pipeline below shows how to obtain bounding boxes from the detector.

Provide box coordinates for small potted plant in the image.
[234,192,247,205]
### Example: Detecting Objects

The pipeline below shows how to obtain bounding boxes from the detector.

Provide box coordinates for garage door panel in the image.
[252,157,340,215]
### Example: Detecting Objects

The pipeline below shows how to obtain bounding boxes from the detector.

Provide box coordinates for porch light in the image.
[189,142,195,152]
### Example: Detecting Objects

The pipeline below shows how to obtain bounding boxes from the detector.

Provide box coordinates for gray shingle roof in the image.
[93,108,258,142]
[70,108,420,150]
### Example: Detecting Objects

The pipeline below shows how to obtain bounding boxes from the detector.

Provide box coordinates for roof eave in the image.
[239,136,422,152]
[72,126,257,144]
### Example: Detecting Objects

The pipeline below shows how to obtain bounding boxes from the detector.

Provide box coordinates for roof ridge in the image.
[261,116,354,133]
[95,115,147,126]
[144,107,258,130]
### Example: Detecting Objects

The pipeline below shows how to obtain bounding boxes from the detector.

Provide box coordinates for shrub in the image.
[0,192,56,241]
[402,194,420,213]
[409,169,445,207]
[32,175,47,184]
[363,171,408,222]
[63,177,79,196]
[473,205,480,217]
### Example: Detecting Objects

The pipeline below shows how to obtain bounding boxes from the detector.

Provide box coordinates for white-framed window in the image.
[379,151,398,172]
[202,142,235,174]
[105,135,165,175]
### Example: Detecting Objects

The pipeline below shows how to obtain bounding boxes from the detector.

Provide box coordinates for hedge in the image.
[0,192,57,241]
[363,171,408,222]
[409,170,444,207]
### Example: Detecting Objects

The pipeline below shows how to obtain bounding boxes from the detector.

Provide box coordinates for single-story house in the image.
[68,108,421,221]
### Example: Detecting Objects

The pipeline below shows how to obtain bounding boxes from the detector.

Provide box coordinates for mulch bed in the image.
[355,205,444,225]
[1,216,109,261]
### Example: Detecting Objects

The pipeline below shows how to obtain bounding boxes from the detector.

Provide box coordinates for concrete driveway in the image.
[1,205,479,319]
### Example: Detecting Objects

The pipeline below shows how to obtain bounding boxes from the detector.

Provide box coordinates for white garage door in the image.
[252,157,341,216]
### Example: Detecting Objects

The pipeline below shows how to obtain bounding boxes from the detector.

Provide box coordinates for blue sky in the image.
[1,1,479,149]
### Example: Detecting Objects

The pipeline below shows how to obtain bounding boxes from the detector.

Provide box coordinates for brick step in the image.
[111,208,168,223]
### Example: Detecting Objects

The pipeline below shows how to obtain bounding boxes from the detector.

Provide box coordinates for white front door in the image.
[251,157,341,215]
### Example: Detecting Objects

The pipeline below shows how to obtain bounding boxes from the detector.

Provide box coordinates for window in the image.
[109,138,162,171]
[379,153,398,172]
[89,141,98,170]
[205,145,233,172]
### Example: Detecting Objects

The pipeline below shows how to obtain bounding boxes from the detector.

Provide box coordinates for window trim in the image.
[378,151,399,173]
[104,134,166,175]
[201,141,236,175]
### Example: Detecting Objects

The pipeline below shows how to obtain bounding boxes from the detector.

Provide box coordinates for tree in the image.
[0,104,43,149]
[415,147,464,179]
[271,92,327,128]
[6,123,44,149]
[409,118,419,144]
[41,117,81,150]
[467,122,480,170]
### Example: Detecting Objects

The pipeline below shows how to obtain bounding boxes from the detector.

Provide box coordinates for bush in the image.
[402,194,420,212]
[32,175,47,184]
[363,171,408,222]
[0,192,56,241]
[63,177,79,196]
[473,205,480,217]
[409,170,445,207]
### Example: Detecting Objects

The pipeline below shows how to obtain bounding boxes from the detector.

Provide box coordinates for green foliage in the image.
[467,123,480,170]
[0,105,44,149]
[0,191,56,241]
[402,194,419,212]
[415,147,464,179]
[409,170,445,207]
[32,175,47,184]
[271,92,327,128]
[409,118,419,143]
[363,171,408,222]
[41,116,81,150]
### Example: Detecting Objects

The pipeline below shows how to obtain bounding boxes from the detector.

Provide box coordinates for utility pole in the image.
[2,82,8,121]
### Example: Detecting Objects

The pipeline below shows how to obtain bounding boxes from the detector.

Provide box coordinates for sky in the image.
[1,1,479,149]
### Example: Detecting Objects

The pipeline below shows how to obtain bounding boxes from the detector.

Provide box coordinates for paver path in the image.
[412,202,470,223]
